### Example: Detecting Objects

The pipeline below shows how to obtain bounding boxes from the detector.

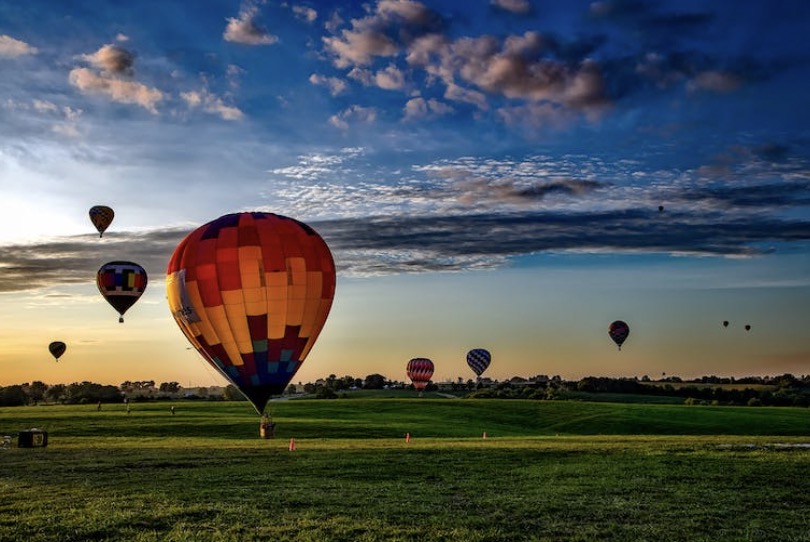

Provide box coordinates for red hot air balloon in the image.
[89,205,114,237]
[97,261,148,323]
[49,341,66,361]
[466,348,491,378]
[166,212,336,415]
[406,358,434,395]
[608,320,630,350]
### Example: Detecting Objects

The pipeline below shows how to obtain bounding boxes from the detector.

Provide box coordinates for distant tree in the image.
[159,382,181,393]
[222,385,245,401]
[26,381,48,404]
[44,384,66,404]
[286,383,297,395]
[0,385,27,406]
[363,374,387,389]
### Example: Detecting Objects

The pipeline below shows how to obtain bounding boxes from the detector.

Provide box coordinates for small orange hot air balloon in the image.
[89,205,114,237]
[166,212,336,415]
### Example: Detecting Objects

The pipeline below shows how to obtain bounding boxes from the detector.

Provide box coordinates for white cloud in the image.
[68,67,164,113]
[292,5,317,23]
[491,0,531,14]
[329,105,377,129]
[375,64,405,90]
[224,4,278,45]
[309,73,348,95]
[687,71,742,94]
[79,44,135,75]
[0,35,37,57]
[403,96,453,120]
[181,89,244,121]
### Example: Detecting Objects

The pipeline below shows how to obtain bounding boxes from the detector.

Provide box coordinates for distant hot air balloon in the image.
[608,320,630,350]
[89,205,114,237]
[166,212,336,416]
[466,348,491,378]
[48,341,66,361]
[96,261,148,323]
[658,205,664,212]
[406,358,434,395]
[745,324,751,331]
[723,320,729,328]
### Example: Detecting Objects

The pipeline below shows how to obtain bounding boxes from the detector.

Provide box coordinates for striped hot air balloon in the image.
[406,357,434,394]
[166,212,336,415]
[466,348,491,377]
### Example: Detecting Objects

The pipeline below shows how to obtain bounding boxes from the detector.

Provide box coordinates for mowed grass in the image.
[1,400,810,541]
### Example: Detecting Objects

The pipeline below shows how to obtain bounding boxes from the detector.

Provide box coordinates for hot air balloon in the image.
[48,341,66,361]
[166,212,336,416]
[608,320,630,350]
[89,205,114,237]
[745,324,751,331]
[723,320,729,328]
[96,261,148,323]
[406,358,434,395]
[658,205,664,212]
[466,348,491,378]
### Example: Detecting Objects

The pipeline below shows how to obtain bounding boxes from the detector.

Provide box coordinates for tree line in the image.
[1,373,808,407]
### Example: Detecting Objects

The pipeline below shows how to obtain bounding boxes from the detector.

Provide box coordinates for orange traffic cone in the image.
[405,432,411,443]
[289,437,296,451]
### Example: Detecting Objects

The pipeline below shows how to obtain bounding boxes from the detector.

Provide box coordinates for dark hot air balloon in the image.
[166,212,336,416]
[49,341,66,361]
[97,261,148,323]
[723,320,729,328]
[406,358,434,395]
[466,348,491,377]
[89,205,114,237]
[608,320,630,350]
[745,324,751,331]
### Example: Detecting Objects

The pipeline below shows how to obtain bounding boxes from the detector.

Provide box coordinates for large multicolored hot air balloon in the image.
[466,348,491,377]
[96,261,148,323]
[406,358,434,394]
[166,212,336,415]
[89,205,114,237]
[608,320,630,350]
[48,341,66,361]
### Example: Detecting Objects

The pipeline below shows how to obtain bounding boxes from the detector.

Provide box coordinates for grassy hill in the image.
[2,400,809,541]
[4,398,810,440]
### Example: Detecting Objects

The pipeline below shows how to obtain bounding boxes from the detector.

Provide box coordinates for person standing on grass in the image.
[171,406,175,416]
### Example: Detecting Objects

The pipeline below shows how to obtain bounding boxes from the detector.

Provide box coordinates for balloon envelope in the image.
[89,205,114,237]
[723,320,729,328]
[49,341,66,361]
[96,261,148,322]
[166,212,336,415]
[608,320,630,350]
[745,324,751,331]
[406,358,434,391]
[466,348,491,377]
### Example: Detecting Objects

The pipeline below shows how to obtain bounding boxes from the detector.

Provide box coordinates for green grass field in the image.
[2,399,809,541]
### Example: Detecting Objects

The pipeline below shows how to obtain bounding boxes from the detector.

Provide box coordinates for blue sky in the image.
[1,0,809,386]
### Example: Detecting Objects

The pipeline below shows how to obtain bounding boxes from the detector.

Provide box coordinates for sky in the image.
[1,0,809,388]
